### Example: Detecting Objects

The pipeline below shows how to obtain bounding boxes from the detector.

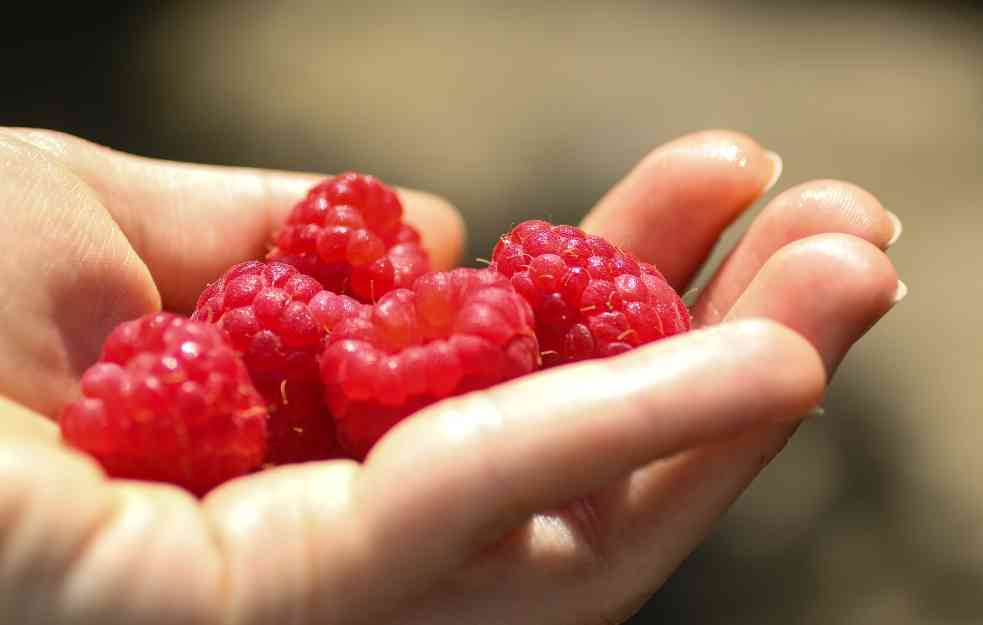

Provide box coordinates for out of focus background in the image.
[5,1,981,622]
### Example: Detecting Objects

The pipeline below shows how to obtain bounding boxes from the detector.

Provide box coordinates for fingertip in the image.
[652,129,775,194]
[730,233,900,375]
[772,180,895,249]
[775,233,900,312]
[583,129,775,288]
[659,128,762,155]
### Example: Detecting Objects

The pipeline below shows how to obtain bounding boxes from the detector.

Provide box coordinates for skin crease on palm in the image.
[0,127,903,625]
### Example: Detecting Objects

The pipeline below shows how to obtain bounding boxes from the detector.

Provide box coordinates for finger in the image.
[202,461,373,625]
[580,130,779,289]
[0,134,160,415]
[726,234,902,373]
[2,128,466,312]
[354,319,824,591]
[693,179,900,325]
[573,234,900,604]
[0,436,222,625]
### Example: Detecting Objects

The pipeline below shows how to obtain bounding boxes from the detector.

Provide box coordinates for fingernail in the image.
[763,150,783,193]
[892,279,908,305]
[886,210,903,248]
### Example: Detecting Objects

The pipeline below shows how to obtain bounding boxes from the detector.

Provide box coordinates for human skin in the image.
[0,128,902,625]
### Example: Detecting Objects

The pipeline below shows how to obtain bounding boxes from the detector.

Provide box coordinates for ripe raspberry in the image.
[311,268,540,459]
[59,313,267,495]
[192,260,339,463]
[269,172,430,303]
[193,260,325,385]
[492,221,691,367]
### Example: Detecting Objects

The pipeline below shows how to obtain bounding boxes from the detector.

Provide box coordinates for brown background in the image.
[4,1,982,622]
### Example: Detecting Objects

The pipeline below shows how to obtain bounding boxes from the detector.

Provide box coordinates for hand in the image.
[0,128,901,625]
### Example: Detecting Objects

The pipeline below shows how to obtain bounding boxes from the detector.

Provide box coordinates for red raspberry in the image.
[269,172,430,303]
[193,260,325,385]
[311,268,540,459]
[492,221,691,367]
[59,313,267,495]
[192,260,341,463]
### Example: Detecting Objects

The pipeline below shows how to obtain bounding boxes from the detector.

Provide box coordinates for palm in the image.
[0,128,899,625]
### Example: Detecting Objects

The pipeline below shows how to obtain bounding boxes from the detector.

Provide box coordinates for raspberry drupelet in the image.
[59,313,268,495]
[192,260,340,463]
[311,268,540,459]
[492,220,691,367]
[269,172,430,303]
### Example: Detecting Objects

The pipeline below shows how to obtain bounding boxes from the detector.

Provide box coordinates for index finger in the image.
[2,128,466,312]
[354,319,824,585]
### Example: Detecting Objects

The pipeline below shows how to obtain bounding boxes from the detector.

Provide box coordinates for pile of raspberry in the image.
[60,173,691,494]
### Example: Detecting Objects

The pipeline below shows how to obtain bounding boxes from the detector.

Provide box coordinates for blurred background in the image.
[4,1,981,622]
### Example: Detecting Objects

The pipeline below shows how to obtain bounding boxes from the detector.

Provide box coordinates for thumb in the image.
[0,133,159,414]
[3,128,465,312]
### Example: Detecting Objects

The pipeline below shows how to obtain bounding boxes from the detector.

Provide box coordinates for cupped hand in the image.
[0,128,901,625]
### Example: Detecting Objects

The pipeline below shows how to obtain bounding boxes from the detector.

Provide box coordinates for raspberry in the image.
[492,221,691,367]
[192,260,340,463]
[193,260,325,385]
[311,268,540,458]
[59,313,267,495]
[269,172,430,303]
